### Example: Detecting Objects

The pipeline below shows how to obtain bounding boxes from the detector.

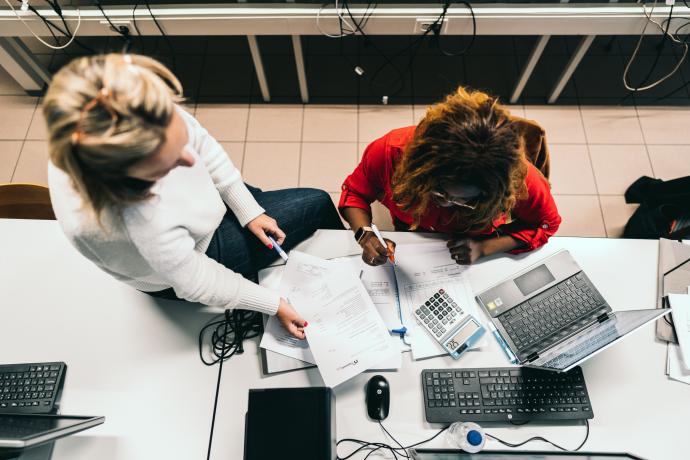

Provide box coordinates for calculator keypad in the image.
[414,288,464,338]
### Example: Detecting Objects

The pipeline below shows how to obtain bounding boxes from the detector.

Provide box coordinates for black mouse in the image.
[366,375,390,421]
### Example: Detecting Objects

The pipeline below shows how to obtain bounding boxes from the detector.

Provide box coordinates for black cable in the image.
[337,424,448,459]
[94,0,132,52]
[486,419,590,452]
[131,0,146,54]
[198,309,263,460]
[143,0,177,71]
[433,1,476,57]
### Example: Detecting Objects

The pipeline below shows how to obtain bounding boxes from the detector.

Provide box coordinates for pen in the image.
[267,235,289,262]
[487,322,518,364]
[371,223,395,264]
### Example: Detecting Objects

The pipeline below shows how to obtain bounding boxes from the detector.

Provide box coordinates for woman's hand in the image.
[447,238,485,265]
[360,232,396,266]
[276,298,307,340]
[247,213,286,248]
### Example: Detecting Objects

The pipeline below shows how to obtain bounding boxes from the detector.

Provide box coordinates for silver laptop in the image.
[0,414,104,450]
[476,250,669,372]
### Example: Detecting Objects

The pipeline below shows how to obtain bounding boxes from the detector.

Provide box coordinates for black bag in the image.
[623,176,690,239]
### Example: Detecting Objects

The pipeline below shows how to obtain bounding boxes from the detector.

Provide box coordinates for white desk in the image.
[0,219,686,460]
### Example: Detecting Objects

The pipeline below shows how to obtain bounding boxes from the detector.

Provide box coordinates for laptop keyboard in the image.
[499,272,607,354]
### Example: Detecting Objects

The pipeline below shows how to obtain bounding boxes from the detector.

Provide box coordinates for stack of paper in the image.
[666,292,690,384]
[259,251,402,386]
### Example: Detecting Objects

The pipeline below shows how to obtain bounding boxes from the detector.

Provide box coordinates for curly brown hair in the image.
[391,87,528,233]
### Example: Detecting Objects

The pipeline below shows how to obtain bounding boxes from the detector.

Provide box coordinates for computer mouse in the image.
[366,375,390,421]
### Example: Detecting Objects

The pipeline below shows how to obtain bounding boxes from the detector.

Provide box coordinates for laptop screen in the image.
[530,309,670,371]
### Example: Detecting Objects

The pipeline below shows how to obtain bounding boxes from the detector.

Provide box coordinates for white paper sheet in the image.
[668,343,690,385]
[259,251,336,364]
[259,251,401,369]
[290,271,400,387]
[332,255,403,331]
[668,293,690,368]
[394,241,484,360]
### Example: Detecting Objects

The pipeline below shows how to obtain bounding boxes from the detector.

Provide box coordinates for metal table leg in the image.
[548,35,595,104]
[292,35,309,104]
[510,35,550,104]
[247,35,270,102]
[0,37,51,94]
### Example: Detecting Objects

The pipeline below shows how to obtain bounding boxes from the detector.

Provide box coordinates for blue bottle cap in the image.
[467,430,483,446]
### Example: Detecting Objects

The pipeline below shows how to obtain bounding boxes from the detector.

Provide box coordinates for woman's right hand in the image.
[360,232,396,266]
[276,298,307,340]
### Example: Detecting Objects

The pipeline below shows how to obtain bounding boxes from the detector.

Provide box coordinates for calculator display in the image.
[444,320,480,352]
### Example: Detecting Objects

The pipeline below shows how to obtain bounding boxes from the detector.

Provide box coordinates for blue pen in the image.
[487,322,518,364]
[267,235,288,262]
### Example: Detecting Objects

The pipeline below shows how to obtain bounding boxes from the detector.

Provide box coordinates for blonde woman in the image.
[45,54,343,339]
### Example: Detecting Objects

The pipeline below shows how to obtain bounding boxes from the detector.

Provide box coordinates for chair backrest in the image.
[0,183,56,220]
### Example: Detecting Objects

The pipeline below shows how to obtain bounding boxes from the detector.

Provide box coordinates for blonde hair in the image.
[44,53,183,217]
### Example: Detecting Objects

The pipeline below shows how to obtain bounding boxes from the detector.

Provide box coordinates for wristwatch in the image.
[354,226,373,244]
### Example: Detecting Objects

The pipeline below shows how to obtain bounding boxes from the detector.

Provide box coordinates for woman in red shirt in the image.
[339,87,561,266]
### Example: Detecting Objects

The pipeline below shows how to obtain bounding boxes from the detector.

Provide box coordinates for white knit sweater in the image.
[48,108,281,315]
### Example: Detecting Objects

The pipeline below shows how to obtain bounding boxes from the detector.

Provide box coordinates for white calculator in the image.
[413,288,485,359]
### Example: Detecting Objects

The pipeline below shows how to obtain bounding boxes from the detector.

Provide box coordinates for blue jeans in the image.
[149,185,344,299]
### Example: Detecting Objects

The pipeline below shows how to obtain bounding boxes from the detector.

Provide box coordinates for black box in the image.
[244,387,336,460]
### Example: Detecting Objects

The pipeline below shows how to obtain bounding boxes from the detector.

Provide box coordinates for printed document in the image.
[332,255,403,331]
[394,241,483,360]
[290,271,400,387]
[259,251,401,369]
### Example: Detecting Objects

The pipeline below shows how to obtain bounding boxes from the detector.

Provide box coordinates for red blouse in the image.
[338,126,561,254]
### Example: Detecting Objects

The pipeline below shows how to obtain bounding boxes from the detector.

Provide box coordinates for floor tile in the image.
[0,66,23,96]
[12,141,48,185]
[637,107,690,144]
[588,144,653,195]
[505,105,526,119]
[300,143,357,193]
[0,96,37,140]
[0,141,23,182]
[358,105,414,144]
[358,142,369,162]
[580,106,644,144]
[599,195,638,238]
[246,105,303,142]
[242,143,300,190]
[549,144,597,195]
[26,104,47,140]
[302,105,357,142]
[523,106,586,144]
[647,144,690,181]
[219,142,245,172]
[195,104,249,141]
[553,195,606,237]
[413,104,430,123]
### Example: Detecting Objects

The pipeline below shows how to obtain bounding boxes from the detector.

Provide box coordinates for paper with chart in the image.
[332,255,403,331]
[669,293,690,368]
[290,271,400,387]
[259,251,401,369]
[394,241,484,360]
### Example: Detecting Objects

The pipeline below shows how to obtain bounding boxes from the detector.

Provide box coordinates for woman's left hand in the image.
[447,238,484,265]
[247,213,286,248]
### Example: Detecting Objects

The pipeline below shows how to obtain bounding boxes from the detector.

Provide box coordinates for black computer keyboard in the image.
[422,366,593,423]
[499,273,608,354]
[0,363,66,414]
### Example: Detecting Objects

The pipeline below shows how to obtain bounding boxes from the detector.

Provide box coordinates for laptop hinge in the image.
[526,352,539,362]
[597,313,610,323]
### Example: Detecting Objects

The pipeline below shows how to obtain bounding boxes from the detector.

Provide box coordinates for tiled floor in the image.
[2,70,690,238]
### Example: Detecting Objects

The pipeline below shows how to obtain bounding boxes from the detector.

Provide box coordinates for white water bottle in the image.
[446,421,486,453]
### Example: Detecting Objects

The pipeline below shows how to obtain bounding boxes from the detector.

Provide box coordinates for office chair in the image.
[0,183,56,220]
